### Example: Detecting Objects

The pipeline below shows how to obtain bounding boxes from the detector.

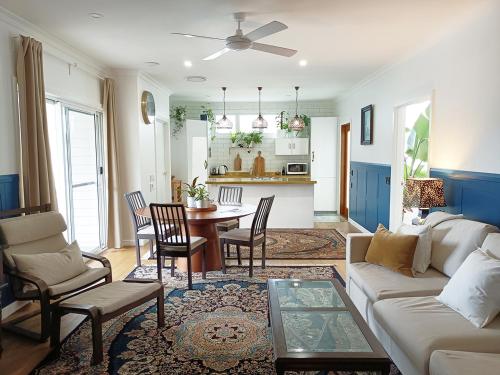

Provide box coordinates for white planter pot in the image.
[196,199,210,208]
[187,196,197,208]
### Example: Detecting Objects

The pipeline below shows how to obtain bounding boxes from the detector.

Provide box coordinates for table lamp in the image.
[403,177,446,222]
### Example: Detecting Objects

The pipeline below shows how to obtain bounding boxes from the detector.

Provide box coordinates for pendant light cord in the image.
[258,87,262,116]
[222,87,226,116]
[295,86,299,116]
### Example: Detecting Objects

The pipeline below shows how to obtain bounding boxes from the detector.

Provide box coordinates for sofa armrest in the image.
[346,233,374,264]
[82,251,112,270]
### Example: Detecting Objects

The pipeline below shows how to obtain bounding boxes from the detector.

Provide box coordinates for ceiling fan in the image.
[172,12,297,60]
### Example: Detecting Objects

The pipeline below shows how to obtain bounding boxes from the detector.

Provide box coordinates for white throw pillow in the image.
[397,224,432,274]
[436,249,500,328]
[12,241,89,286]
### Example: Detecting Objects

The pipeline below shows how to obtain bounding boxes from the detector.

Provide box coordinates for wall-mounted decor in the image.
[141,90,155,124]
[361,104,373,145]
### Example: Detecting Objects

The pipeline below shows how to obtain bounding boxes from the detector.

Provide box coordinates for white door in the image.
[275,138,292,155]
[311,117,338,211]
[292,138,309,155]
[155,119,171,202]
[190,136,208,184]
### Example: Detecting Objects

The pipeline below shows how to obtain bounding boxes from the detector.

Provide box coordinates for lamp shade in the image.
[403,178,446,209]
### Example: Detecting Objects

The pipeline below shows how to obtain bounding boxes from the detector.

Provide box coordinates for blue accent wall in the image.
[430,168,500,228]
[349,162,391,232]
[0,174,19,307]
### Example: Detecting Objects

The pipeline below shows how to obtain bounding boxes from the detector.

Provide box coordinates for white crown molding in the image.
[139,72,172,97]
[0,5,111,79]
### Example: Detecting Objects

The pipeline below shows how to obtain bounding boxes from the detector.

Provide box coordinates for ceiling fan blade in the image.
[203,48,231,61]
[250,43,297,57]
[171,32,225,41]
[245,21,288,42]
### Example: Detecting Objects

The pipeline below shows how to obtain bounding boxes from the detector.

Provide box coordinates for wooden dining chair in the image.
[149,203,207,289]
[124,191,156,266]
[219,195,275,277]
[216,186,243,263]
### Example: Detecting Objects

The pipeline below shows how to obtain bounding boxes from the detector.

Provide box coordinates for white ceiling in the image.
[0,0,491,101]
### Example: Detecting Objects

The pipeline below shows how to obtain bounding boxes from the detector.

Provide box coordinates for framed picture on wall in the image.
[361,104,373,145]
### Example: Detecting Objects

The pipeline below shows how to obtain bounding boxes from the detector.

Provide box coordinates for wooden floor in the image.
[0,220,358,375]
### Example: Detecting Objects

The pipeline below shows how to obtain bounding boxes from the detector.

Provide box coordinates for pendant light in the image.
[289,86,305,131]
[252,87,268,129]
[216,87,233,129]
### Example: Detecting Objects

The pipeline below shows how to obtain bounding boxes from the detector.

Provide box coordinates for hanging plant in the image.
[201,105,216,141]
[276,111,310,136]
[170,105,187,138]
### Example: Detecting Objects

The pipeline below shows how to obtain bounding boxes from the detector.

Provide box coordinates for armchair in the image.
[0,211,112,342]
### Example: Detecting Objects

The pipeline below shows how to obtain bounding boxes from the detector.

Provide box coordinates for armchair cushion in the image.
[48,267,110,296]
[11,241,88,286]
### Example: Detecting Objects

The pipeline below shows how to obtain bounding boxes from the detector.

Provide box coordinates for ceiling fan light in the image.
[217,115,233,129]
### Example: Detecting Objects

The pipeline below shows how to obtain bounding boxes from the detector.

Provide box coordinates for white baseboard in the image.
[2,300,31,319]
[348,218,371,233]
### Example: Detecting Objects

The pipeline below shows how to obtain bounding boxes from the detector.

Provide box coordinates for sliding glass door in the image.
[46,100,106,252]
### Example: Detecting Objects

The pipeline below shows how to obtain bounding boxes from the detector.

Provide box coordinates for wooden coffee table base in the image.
[176,223,222,272]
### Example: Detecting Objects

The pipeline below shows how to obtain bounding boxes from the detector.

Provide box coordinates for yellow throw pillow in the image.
[365,224,419,277]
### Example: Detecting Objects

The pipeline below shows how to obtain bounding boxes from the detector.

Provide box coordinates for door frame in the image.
[339,123,350,218]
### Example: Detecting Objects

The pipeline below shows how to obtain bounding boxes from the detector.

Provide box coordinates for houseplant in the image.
[201,105,216,141]
[195,184,210,208]
[170,105,187,138]
[276,112,311,137]
[182,177,201,208]
[230,131,243,147]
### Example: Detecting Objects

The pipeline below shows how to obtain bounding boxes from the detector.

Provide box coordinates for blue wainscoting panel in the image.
[430,168,500,227]
[0,174,20,307]
[349,162,391,232]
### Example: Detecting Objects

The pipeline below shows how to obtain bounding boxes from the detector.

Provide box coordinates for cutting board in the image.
[234,153,242,171]
[252,151,266,177]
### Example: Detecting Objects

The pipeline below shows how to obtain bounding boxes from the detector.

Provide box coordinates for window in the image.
[215,114,236,134]
[237,114,277,135]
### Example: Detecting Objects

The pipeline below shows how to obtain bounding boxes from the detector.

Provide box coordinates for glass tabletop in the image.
[276,280,345,308]
[281,311,372,353]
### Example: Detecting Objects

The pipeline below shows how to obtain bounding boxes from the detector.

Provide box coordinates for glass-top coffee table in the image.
[267,279,391,374]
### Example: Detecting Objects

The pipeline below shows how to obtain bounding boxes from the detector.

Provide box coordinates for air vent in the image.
[186,76,207,82]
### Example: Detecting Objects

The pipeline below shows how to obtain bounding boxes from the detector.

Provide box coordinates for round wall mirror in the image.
[141,91,155,124]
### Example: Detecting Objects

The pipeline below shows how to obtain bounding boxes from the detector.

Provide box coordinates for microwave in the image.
[287,163,308,175]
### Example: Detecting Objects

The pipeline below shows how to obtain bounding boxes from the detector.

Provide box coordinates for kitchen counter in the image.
[205,176,316,185]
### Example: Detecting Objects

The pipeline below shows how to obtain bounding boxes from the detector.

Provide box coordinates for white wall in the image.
[335,1,500,174]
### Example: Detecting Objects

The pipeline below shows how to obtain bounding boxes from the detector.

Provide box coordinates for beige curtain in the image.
[103,78,121,248]
[16,35,57,210]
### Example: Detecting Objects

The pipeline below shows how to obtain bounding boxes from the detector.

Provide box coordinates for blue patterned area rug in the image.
[34,266,400,375]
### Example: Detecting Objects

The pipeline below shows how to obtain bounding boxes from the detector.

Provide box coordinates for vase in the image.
[187,196,196,208]
[196,199,210,208]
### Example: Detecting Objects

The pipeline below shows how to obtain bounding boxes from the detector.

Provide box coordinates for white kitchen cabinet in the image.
[275,137,309,155]
[311,117,338,211]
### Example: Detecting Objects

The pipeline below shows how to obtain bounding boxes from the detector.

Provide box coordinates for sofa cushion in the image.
[481,233,500,258]
[365,224,418,277]
[373,296,500,375]
[424,211,463,228]
[431,218,498,277]
[47,267,110,296]
[397,223,433,274]
[430,350,500,375]
[12,242,88,286]
[348,262,449,303]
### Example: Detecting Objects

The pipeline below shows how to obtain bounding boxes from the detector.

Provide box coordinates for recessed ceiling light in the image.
[299,59,308,67]
[184,60,193,68]
[184,34,195,38]
[186,76,207,83]
[88,12,104,19]
[144,61,160,67]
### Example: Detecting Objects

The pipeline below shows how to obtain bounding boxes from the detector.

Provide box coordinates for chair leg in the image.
[135,238,141,267]
[202,244,207,280]
[249,244,254,278]
[262,241,266,269]
[171,257,175,277]
[226,243,231,258]
[50,309,61,349]
[157,290,165,328]
[220,238,227,274]
[236,245,242,266]
[157,251,163,282]
[149,240,154,259]
[39,294,51,342]
[91,315,104,365]
[187,255,193,290]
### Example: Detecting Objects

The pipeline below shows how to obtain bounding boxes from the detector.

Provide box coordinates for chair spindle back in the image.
[125,191,151,230]
[251,195,275,237]
[150,203,190,248]
[218,186,243,206]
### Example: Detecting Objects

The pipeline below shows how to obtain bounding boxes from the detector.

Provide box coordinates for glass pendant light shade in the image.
[252,86,268,129]
[216,87,233,129]
[289,86,305,131]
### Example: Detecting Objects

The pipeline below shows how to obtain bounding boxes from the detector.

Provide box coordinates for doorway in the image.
[339,123,350,219]
[46,99,106,252]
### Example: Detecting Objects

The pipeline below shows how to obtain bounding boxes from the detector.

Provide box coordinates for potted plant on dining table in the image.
[195,185,210,208]
[182,177,202,208]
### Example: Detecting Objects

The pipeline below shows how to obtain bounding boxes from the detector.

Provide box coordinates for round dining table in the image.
[135,204,256,272]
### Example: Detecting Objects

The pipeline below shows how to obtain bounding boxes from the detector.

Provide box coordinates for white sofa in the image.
[346,213,500,375]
